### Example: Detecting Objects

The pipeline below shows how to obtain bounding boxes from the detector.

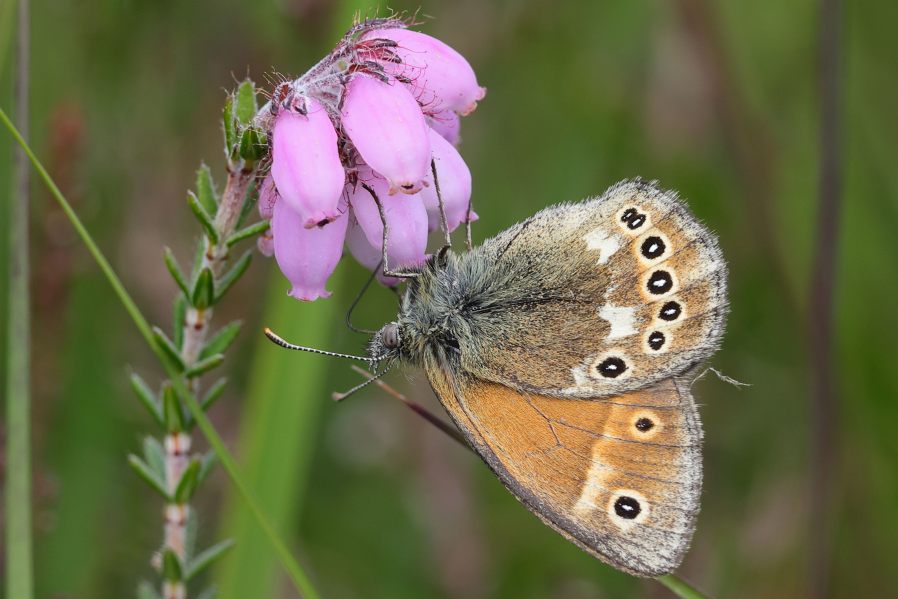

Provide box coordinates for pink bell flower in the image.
[420,128,473,233]
[427,110,461,146]
[271,198,348,301]
[363,28,487,116]
[345,217,402,287]
[257,174,277,220]
[270,98,345,228]
[340,75,431,195]
[348,170,428,271]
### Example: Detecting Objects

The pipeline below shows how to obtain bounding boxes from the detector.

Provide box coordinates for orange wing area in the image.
[426,361,702,577]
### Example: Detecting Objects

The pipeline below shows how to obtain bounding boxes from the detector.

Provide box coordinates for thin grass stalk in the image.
[4,0,33,596]
[0,106,321,599]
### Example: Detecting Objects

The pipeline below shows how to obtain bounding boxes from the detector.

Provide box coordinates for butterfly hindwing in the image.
[455,179,727,398]
[424,356,702,577]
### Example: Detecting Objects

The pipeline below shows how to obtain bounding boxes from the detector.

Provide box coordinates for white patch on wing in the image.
[599,304,637,339]
[573,443,610,515]
[582,227,620,264]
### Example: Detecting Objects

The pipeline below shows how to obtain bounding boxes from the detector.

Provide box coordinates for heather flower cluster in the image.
[256,18,485,300]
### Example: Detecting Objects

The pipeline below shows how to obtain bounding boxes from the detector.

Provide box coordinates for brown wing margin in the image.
[425,356,703,577]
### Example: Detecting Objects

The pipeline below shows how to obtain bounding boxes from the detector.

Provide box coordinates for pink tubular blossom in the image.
[340,75,431,195]
[420,127,472,233]
[272,199,348,301]
[270,98,345,228]
[426,110,461,145]
[348,170,428,271]
[363,28,486,116]
[257,174,277,219]
[345,218,402,287]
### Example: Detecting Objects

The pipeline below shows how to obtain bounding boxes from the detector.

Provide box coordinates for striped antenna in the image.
[264,327,375,363]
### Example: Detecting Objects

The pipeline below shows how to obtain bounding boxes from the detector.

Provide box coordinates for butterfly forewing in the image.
[425,356,702,577]
[457,179,727,398]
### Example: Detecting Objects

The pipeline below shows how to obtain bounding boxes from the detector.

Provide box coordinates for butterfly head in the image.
[368,321,403,364]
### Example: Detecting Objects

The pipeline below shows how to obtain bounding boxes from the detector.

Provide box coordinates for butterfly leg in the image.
[359,182,419,279]
[430,158,453,248]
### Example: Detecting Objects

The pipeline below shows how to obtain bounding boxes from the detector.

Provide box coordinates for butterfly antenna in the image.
[345,264,379,334]
[264,328,374,363]
[331,365,393,401]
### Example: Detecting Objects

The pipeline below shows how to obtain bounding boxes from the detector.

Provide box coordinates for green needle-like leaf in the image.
[200,322,242,361]
[173,295,187,350]
[143,436,167,480]
[128,455,170,500]
[226,220,269,247]
[162,384,185,433]
[214,250,251,303]
[187,191,219,245]
[197,451,218,487]
[196,164,219,214]
[152,327,186,372]
[187,539,236,581]
[130,373,164,427]
[201,378,228,411]
[162,549,184,582]
[192,267,215,310]
[235,80,257,125]
[174,459,201,503]
[163,247,191,298]
[185,353,225,379]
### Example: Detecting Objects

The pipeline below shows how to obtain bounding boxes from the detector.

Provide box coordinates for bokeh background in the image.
[1,0,896,597]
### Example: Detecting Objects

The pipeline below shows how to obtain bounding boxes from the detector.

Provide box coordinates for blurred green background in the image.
[1,0,896,597]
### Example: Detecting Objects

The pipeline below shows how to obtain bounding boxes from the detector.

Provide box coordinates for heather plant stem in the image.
[0,107,322,599]
[161,163,255,599]
[5,0,33,597]
[347,370,711,599]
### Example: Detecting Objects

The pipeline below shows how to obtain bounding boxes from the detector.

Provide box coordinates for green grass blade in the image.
[0,106,321,599]
[657,574,711,599]
[214,280,338,599]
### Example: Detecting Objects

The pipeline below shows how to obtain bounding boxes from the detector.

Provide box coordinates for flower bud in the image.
[427,110,461,146]
[272,199,348,301]
[420,128,472,233]
[341,75,430,195]
[257,174,277,220]
[348,170,428,271]
[270,98,345,228]
[364,28,487,116]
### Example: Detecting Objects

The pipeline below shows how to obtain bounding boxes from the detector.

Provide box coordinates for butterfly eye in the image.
[382,323,400,349]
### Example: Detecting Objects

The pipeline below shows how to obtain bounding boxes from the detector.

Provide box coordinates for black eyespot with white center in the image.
[597,356,627,378]
[614,496,641,520]
[647,270,674,295]
[647,331,665,351]
[620,207,638,223]
[626,213,646,230]
[640,235,666,259]
[635,417,654,432]
[659,300,682,321]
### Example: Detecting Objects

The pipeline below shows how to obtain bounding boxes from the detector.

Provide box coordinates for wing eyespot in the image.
[607,489,650,530]
[617,206,651,234]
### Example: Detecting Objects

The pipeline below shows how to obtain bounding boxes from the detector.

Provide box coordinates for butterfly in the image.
[271,179,727,576]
